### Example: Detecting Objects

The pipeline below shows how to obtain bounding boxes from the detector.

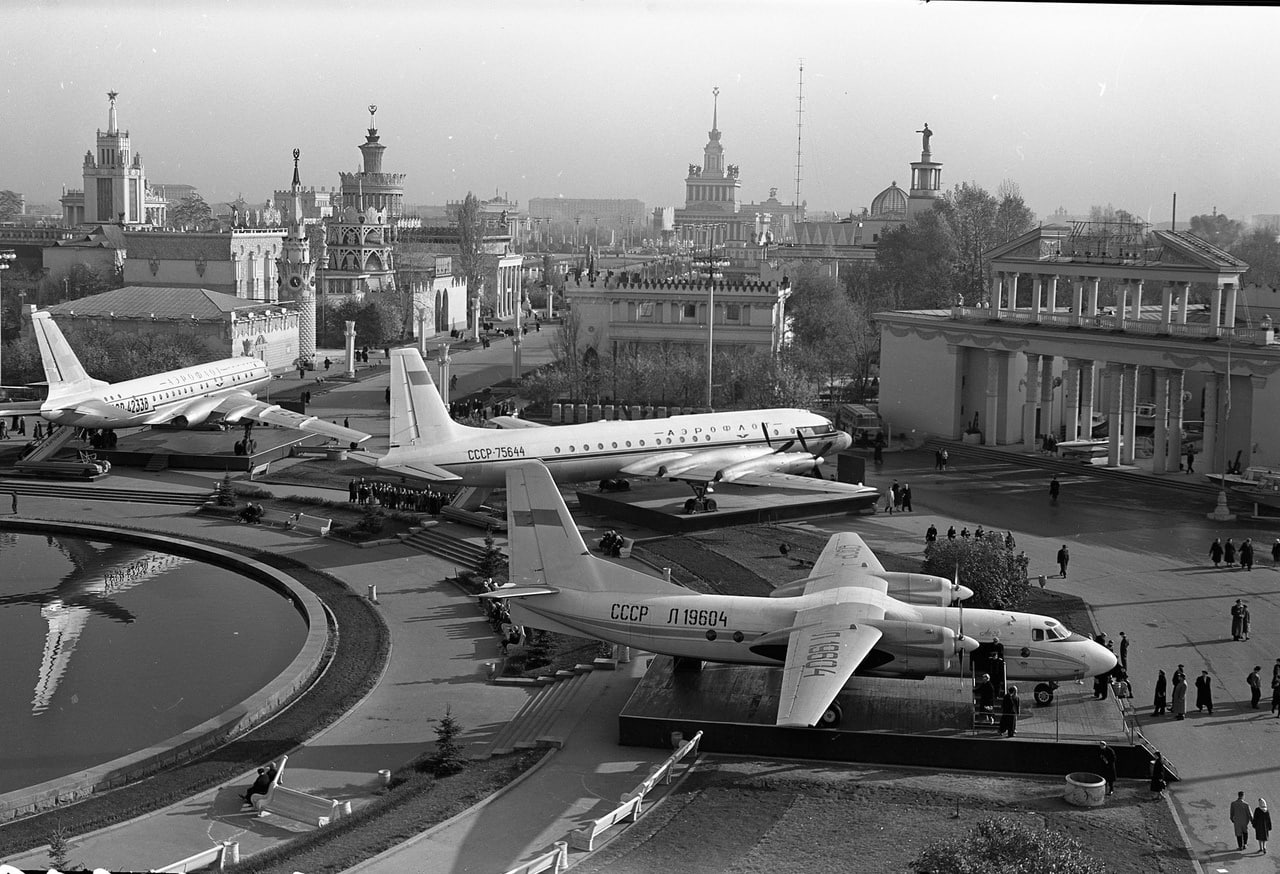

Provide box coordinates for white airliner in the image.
[2,312,368,444]
[366,347,876,507]
[487,461,1118,728]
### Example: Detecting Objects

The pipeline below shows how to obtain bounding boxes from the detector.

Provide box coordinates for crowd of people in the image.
[347,477,453,514]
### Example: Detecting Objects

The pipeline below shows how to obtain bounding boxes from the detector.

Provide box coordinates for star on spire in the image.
[107,90,118,103]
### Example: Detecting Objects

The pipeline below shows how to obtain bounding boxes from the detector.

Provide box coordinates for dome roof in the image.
[870,182,907,218]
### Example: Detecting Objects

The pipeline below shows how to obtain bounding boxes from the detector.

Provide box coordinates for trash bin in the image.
[1064,772,1107,807]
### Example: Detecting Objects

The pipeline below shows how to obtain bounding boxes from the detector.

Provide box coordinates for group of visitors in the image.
[449,397,518,423]
[1209,536,1280,570]
[883,480,913,514]
[347,477,453,514]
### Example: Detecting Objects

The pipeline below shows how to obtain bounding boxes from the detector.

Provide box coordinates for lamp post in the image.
[0,250,15,387]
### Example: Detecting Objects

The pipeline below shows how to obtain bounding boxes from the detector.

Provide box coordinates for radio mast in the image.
[794,61,805,225]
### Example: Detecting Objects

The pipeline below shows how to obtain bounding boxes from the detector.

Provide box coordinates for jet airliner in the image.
[363,347,878,508]
[0,312,369,444]
[487,461,1118,727]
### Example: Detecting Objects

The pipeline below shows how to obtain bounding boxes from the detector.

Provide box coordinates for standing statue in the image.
[917,123,932,153]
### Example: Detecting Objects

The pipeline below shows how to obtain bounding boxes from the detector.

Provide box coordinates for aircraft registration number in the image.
[467,446,527,461]
[666,608,729,628]
[123,397,153,413]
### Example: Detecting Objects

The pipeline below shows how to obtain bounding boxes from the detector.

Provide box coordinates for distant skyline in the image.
[3,0,1278,225]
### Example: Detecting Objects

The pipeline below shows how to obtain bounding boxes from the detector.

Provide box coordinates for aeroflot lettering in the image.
[661,424,751,438]
[611,604,648,622]
[802,630,843,678]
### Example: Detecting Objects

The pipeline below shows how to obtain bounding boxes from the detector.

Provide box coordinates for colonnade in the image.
[992,272,1240,334]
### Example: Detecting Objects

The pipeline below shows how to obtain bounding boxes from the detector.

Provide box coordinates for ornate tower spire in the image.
[107,90,119,134]
[359,104,385,174]
[279,148,317,360]
[709,86,721,140]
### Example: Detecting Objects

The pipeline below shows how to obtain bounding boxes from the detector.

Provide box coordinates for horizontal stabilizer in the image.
[478,585,559,599]
[488,416,547,429]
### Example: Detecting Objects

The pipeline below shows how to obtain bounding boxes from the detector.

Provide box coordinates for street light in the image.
[0,250,15,388]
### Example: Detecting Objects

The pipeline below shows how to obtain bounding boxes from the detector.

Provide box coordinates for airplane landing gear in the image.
[682,482,718,514]
[1033,681,1057,707]
[817,701,843,728]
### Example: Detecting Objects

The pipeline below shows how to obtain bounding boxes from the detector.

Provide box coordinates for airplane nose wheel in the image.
[817,701,843,728]
[1033,682,1057,707]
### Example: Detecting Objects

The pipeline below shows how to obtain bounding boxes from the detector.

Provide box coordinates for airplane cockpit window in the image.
[1032,629,1045,641]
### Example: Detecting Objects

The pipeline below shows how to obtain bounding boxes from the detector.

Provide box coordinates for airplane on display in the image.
[363,347,877,510]
[485,461,1118,728]
[0,312,369,444]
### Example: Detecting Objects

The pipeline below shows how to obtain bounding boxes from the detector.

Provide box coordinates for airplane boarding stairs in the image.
[18,426,77,463]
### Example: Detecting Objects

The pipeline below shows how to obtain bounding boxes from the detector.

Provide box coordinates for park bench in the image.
[258,508,298,528]
[568,795,641,851]
[293,513,332,537]
[252,755,344,827]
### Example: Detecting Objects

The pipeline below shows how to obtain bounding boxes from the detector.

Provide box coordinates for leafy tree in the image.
[921,535,1027,611]
[47,263,118,303]
[420,705,468,777]
[168,192,213,230]
[993,180,1037,246]
[913,817,1106,874]
[735,347,816,409]
[1088,203,1140,225]
[786,269,874,402]
[877,209,958,309]
[937,182,999,305]
[455,193,486,333]
[0,190,23,221]
[1188,212,1244,251]
[1232,227,1280,289]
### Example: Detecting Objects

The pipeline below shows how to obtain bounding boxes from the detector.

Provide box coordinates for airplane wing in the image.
[211,394,372,444]
[811,531,885,577]
[487,416,547,429]
[776,602,883,727]
[711,470,879,495]
[0,400,46,418]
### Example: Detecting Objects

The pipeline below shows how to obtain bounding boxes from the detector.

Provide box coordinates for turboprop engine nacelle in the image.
[869,622,979,675]
[717,454,820,482]
[876,572,973,606]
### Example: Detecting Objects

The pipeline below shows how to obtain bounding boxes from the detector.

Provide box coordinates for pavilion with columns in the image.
[876,223,1280,475]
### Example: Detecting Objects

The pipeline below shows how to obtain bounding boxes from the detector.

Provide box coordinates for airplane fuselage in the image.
[509,588,1111,683]
[42,357,270,429]
[386,409,844,487]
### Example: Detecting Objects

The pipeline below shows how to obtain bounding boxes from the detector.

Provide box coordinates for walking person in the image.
[1172,670,1188,719]
[885,480,898,515]
[998,685,1020,737]
[1272,538,1280,568]
[1151,751,1169,797]
[1225,538,1238,567]
[1249,666,1263,710]
[1097,741,1117,795]
[940,448,949,470]
[925,524,937,544]
[1255,799,1272,853]
[1049,474,1060,503]
[1186,446,1196,474]
[1057,544,1070,578]
[1195,670,1214,714]
[1119,632,1129,671]
[1233,791,1254,851]
[1232,600,1246,641]
[1242,538,1255,571]
[900,482,913,512]
[1153,669,1168,716]
[1242,602,1252,640]
[947,525,956,541]
[1211,537,1224,567]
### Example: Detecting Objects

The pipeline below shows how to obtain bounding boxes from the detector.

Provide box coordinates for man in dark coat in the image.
[1249,666,1263,710]
[242,762,278,807]
[1231,791,1253,850]
[1225,538,1237,567]
[1232,600,1246,641]
[1057,545,1070,578]
[1211,537,1224,567]
[1049,475,1061,502]
[974,673,996,725]
[1241,538,1255,571]
[1097,741,1117,794]
[1195,670,1214,714]
[1153,669,1168,715]
[998,685,1020,737]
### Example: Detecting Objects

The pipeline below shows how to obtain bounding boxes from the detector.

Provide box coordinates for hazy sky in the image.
[3,0,1276,224]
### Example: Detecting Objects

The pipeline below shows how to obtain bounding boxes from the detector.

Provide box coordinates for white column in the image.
[1031,276,1043,322]
[985,351,1004,447]
[1106,364,1123,467]
[1006,273,1020,312]
[994,272,1006,310]
[1046,274,1059,315]
[1071,278,1084,326]
[1087,277,1101,317]
[1116,280,1129,329]
[1177,282,1190,325]
[1130,280,1143,323]
[1167,369,1184,472]
[1202,374,1219,473]
[1080,360,1096,442]
[1064,359,1081,442]
[1224,282,1238,330]
[1040,355,1056,440]
[1160,283,1174,328]
[1211,286,1223,334]
[1022,352,1041,451]
[1121,365,1139,465]
[1152,367,1169,475]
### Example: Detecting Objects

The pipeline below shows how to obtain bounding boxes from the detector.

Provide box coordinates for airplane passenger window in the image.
[705,629,717,641]
[680,437,686,443]
[554,447,561,453]
[612,442,617,448]
[626,441,632,447]
[639,440,645,446]
[569,445,575,452]
[732,631,744,642]
[598,443,604,450]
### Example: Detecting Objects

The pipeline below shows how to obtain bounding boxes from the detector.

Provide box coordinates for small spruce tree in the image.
[214,472,236,507]
[477,526,507,580]
[47,822,75,871]
[421,705,468,777]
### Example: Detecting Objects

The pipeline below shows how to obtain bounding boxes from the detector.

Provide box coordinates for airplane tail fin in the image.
[505,461,676,594]
[380,347,467,464]
[32,312,107,400]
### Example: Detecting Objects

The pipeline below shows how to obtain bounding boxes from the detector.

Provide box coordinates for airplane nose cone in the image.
[957,634,981,653]
[1087,642,1118,676]
[953,584,975,602]
[833,431,853,451]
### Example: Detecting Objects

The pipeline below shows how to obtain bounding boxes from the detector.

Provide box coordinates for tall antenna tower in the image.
[794,60,805,224]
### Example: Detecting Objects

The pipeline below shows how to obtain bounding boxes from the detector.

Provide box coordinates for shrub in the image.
[922,536,1027,611]
[419,706,468,777]
[913,817,1106,874]
[214,473,236,507]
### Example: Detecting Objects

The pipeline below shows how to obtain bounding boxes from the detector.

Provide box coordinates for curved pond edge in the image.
[0,520,329,823]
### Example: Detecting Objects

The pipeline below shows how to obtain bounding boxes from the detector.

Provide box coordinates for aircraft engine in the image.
[716,453,820,482]
[877,572,973,606]
[871,622,976,675]
[165,396,223,428]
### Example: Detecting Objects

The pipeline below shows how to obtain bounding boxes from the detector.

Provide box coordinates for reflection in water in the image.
[0,540,189,714]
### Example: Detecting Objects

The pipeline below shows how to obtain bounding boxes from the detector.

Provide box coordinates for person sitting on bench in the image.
[242,762,278,807]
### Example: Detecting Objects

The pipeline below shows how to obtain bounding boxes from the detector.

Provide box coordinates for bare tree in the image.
[455,193,486,334]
